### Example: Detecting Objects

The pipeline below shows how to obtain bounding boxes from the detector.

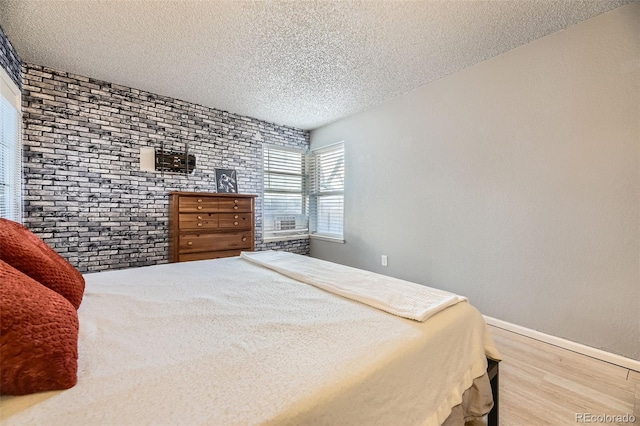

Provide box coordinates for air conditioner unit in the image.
[275,216,296,231]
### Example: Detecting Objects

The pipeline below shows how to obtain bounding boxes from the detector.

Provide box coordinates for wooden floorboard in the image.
[489,325,639,425]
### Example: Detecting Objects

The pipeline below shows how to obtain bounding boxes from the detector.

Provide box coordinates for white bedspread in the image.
[1,256,500,426]
[241,251,466,322]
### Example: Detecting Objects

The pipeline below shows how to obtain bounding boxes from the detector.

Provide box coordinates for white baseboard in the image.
[483,316,640,372]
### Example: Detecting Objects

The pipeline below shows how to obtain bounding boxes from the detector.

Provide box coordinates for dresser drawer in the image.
[179,213,218,230]
[218,198,252,212]
[179,196,219,212]
[178,250,242,262]
[218,213,252,230]
[179,232,252,253]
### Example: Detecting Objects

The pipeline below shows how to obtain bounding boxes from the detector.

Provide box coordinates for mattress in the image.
[0,255,499,425]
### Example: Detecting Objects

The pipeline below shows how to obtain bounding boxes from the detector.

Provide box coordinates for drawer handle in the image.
[198,223,203,227]
[234,199,238,204]
[197,206,203,210]
[234,221,238,226]
[234,215,238,219]
[197,215,202,220]
[187,241,193,246]
[233,205,238,210]
[242,237,247,242]
[197,199,203,203]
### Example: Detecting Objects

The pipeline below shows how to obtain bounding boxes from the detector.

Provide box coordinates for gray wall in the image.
[0,24,21,89]
[310,4,639,359]
[22,64,309,273]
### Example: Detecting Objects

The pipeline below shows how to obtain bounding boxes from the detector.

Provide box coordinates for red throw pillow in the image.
[0,260,79,395]
[0,218,84,309]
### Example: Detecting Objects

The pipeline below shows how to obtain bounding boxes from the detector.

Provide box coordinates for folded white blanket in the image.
[241,250,467,322]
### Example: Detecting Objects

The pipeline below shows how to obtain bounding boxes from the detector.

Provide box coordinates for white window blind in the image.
[0,67,22,223]
[309,143,344,240]
[263,145,308,239]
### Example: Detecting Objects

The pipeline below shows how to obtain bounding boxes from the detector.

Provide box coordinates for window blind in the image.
[309,143,344,240]
[0,68,22,223]
[263,145,308,239]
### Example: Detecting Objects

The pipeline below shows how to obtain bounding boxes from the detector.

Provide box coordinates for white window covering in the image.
[309,143,344,241]
[0,67,22,223]
[263,145,308,239]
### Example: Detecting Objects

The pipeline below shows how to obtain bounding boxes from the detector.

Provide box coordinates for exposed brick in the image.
[0,26,22,88]
[22,63,310,273]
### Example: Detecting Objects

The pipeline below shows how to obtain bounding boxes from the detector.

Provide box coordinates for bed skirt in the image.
[442,372,494,426]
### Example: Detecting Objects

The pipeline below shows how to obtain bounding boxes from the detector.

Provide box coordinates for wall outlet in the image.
[381,255,388,267]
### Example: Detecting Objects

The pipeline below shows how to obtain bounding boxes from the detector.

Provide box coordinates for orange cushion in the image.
[0,260,79,395]
[0,219,85,309]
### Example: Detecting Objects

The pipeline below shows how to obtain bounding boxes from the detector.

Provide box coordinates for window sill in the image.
[263,234,310,243]
[310,234,345,244]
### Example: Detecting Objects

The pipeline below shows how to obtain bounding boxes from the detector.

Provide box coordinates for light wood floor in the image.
[489,325,639,425]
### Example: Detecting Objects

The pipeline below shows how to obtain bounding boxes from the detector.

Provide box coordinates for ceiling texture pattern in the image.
[0,0,631,129]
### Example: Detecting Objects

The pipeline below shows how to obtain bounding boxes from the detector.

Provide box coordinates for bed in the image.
[1,251,500,425]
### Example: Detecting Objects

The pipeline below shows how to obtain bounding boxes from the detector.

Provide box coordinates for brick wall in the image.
[0,25,22,89]
[22,64,309,272]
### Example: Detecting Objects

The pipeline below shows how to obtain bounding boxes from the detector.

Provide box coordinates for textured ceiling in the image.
[0,0,631,130]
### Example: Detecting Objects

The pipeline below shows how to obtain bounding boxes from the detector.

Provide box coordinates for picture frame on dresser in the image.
[214,169,238,193]
[169,192,256,262]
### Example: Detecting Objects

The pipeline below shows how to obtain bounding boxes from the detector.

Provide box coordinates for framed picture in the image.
[215,169,238,193]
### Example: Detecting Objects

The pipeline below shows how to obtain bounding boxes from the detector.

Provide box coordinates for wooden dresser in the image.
[169,192,256,263]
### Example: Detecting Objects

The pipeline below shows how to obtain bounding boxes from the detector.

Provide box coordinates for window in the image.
[309,142,344,241]
[262,142,345,243]
[0,67,22,222]
[263,145,308,240]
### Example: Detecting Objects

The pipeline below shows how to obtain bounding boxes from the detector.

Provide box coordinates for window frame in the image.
[0,66,22,223]
[262,144,309,242]
[309,142,345,243]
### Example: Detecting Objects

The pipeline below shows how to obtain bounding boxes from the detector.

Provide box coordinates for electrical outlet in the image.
[381,255,388,267]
